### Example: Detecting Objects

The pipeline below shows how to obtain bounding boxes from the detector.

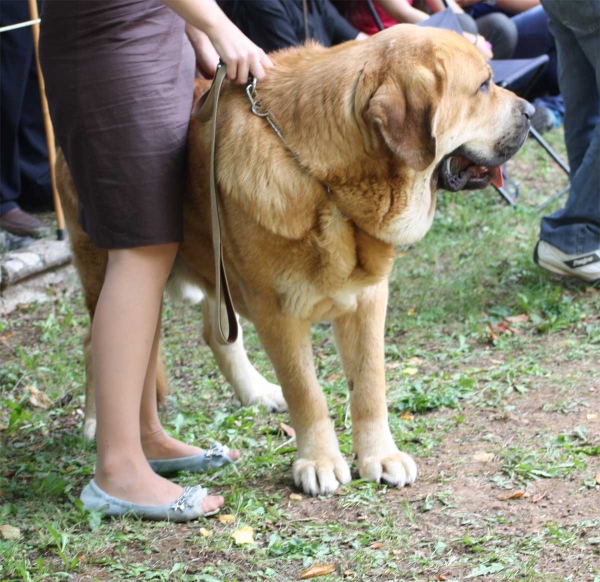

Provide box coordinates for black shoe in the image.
[0,207,49,238]
[531,105,556,134]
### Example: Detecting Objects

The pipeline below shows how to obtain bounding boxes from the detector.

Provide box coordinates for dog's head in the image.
[362,25,532,183]
[228,26,532,247]
[338,25,533,244]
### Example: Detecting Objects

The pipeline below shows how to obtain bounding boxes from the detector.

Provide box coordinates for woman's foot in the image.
[94,458,223,514]
[81,480,221,521]
[141,427,240,463]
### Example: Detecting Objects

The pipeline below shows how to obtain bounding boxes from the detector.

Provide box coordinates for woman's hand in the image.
[165,0,273,84]
[203,13,273,84]
[463,32,494,60]
[185,25,220,78]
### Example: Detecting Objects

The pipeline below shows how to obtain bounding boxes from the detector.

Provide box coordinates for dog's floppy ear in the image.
[366,66,441,171]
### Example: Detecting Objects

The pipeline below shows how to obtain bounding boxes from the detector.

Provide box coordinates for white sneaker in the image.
[534,240,600,285]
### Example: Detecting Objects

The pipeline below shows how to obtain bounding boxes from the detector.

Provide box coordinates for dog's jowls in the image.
[58,24,532,494]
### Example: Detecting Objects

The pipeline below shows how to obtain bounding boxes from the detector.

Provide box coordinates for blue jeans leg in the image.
[540,0,600,255]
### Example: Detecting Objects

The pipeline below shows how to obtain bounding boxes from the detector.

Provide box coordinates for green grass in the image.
[1,131,599,581]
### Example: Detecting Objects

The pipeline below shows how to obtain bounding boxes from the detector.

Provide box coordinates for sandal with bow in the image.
[147,442,236,475]
[80,480,219,521]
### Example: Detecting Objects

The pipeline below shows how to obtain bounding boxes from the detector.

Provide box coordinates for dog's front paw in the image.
[293,456,351,496]
[238,379,288,413]
[358,450,417,488]
[83,417,97,442]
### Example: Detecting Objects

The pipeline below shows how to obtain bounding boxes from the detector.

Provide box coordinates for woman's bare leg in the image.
[138,301,240,462]
[92,243,222,512]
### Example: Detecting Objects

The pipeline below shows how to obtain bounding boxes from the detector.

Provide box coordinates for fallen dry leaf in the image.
[0,425,7,432]
[279,422,296,438]
[436,574,448,581]
[504,314,529,323]
[472,452,494,463]
[406,357,423,367]
[26,386,51,409]
[496,321,520,335]
[587,413,598,420]
[386,362,401,370]
[487,322,498,342]
[199,528,212,537]
[497,490,529,501]
[369,542,384,549]
[532,491,547,503]
[300,564,337,579]
[0,332,13,342]
[391,549,402,556]
[595,473,600,485]
[400,412,414,421]
[0,525,21,540]
[357,516,366,522]
[290,493,303,501]
[218,514,235,524]
[231,526,254,545]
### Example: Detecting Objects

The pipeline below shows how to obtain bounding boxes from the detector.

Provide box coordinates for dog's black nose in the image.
[521,100,535,120]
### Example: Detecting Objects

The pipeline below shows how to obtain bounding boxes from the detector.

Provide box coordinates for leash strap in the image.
[192,62,238,346]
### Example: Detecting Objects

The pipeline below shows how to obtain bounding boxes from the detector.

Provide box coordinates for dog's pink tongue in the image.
[489,166,504,188]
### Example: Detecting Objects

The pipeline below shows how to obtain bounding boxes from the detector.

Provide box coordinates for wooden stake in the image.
[27,0,65,241]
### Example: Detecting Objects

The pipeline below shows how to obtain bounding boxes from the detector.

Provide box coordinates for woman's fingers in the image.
[236,58,250,85]
[224,56,238,82]
[209,25,273,84]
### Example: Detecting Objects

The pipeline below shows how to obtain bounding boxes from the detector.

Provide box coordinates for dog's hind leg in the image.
[56,154,107,441]
[333,280,417,488]
[202,295,287,413]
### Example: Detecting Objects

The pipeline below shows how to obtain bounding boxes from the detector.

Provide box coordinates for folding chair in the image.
[364,0,570,207]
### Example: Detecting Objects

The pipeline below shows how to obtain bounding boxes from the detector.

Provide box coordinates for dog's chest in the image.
[276,255,388,322]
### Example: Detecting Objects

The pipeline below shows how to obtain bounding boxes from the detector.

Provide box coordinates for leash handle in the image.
[193,62,239,346]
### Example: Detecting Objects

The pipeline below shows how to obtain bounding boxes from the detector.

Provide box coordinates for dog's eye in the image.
[480,78,491,93]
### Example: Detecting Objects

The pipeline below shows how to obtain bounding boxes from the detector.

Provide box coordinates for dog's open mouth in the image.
[437,155,504,192]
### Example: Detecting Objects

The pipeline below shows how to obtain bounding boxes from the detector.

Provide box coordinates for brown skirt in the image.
[40,0,195,249]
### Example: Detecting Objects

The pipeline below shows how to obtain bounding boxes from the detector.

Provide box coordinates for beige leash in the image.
[192,63,238,346]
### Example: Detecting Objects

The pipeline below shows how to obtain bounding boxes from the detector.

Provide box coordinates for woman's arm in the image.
[163,0,272,83]
[453,0,540,13]
[185,25,220,78]
[426,0,467,13]
[376,0,430,23]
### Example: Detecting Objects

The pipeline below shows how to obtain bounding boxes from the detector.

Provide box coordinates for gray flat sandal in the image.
[148,442,235,475]
[80,480,219,521]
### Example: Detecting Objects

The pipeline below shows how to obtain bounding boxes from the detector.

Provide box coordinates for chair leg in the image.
[529,127,570,175]
[536,185,570,212]
[494,164,519,206]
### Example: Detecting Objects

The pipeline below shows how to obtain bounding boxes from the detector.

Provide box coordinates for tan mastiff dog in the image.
[57,25,533,495]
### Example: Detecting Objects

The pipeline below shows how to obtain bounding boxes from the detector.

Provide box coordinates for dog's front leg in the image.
[333,280,417,488]
[253,310,351,496]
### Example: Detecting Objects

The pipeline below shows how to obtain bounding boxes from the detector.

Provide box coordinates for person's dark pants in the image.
[455,11,517,60]
[540,0,600,255]
[0,0,52,217]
